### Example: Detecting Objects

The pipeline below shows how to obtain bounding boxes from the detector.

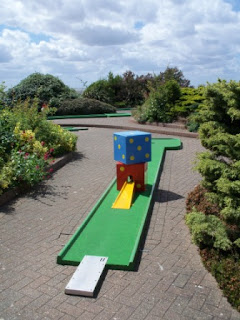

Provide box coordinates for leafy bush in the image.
[173,86,205,118]
[186,184,219,215]
[186,112,200,132]
[186,80,240,310]
[0,99,77,195]
[55,98,116,115]
[201,249,240,311]
[83,71,148,108]
[82,79,114,104]
[83,67,191,109]
[187,80,240,249]
[185,209,232,251]
[133,80,181,123]
[7,73,78,108]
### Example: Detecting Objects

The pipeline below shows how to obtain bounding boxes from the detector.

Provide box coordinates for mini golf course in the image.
[57,138,181,271]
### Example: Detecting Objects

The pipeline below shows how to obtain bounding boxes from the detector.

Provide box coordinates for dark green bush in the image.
[7,73,78,108]
[186,184,219,215]
[133,80,181,123]
[82,79,114,104]
[201,249,240,311]
[83,67,191,110]
[83,71,148,108]
[55,98,116,115]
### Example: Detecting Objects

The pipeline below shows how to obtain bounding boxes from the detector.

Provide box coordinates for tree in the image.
[0,82,7,109]
[156,66,191,87]
[82,78,113,104]
[7,73,78,108]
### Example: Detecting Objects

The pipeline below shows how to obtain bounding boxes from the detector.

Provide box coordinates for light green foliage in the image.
[187,80,240,252]
[185,209,232,251]
[174,86,205,117]
[0,99,77,194]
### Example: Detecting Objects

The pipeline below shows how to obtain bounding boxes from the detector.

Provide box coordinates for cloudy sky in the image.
[1,0,240,89]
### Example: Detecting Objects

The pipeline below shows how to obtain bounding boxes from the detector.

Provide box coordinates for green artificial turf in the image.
[48,113,131,120]
[63,127,88,131]
[57,138,181,270]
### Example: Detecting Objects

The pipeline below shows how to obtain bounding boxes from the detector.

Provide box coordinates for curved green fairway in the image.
[57,138,181,270]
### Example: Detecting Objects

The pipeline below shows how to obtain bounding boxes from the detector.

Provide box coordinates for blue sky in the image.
[1,0,240,89]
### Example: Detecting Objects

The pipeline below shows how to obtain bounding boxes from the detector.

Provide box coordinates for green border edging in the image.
[48,113,131,120]
[63,127,88,131]
[57,138,182,270]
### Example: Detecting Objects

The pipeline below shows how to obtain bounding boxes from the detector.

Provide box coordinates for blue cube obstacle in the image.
[113,131,151,165]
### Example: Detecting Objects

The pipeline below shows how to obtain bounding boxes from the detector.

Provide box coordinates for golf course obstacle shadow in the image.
[57,132,182,296]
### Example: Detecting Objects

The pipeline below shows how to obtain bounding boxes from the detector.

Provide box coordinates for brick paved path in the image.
[0,119,240,320]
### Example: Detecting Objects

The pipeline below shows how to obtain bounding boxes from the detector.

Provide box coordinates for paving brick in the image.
[188,291,207,309]
[112,305,135,320]
[57,301,84,317]
[150,298,173,317]
[173,274,190,288]
[0,123,239,320]
[78,311,96,320]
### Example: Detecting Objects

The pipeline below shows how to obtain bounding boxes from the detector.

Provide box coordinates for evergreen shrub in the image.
[55,98,116,115]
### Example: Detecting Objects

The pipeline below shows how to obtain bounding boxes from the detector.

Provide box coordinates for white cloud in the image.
[0,0,240,88]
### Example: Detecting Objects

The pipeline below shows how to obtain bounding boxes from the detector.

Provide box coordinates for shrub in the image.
[186,79,240,310]
[82,71,147,108]
[55,98,116,115]
[82,79,114,104]
[133,80,181,123]
[186,112,200,132]
[7,73,78,108]
[201,249,240,311]
[187,80,240,249]
[173,86,205,118]
[186,184,219,215]
[0,100,77,195]
[185,209,232,251]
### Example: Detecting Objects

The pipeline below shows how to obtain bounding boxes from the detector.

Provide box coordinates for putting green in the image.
[57,138,181,270]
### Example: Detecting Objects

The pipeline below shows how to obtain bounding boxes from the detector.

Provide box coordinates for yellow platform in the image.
[112,181,135,210]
